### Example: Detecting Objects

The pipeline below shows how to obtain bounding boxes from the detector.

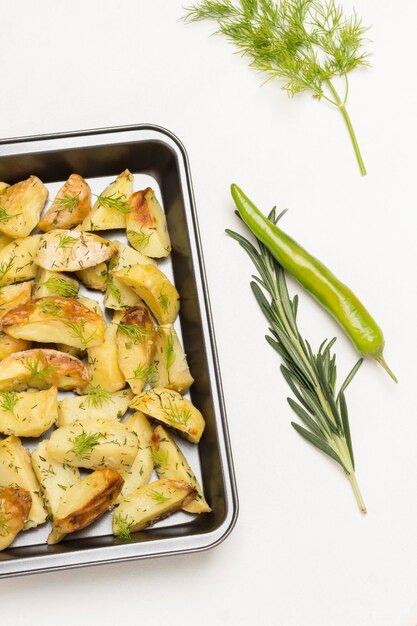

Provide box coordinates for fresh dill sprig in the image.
[162,399,192,427]
[0,207,15,223]
[63,320,96,350]
[85,386,113,408]
[40,276,78,298]
[0,391,19,415]
[55,193,80,211]
[152,449,170,473]
[24,355,56,381]
[158,291,170,314]
[127,228,154,249]
[69,431,102,460]
[114,514,134,540]
[132,361,158,386]
[227,208,366,512]
[0,257,15,281]
[95,193,130,214]
[57,232,78,249]
[165,331,176,370]
[116,323,152,343]
[184,0,370,175]
[39,298,63,317]
[147,489,171,505]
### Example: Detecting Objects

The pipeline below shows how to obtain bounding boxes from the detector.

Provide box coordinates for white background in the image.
[0,1,416,624]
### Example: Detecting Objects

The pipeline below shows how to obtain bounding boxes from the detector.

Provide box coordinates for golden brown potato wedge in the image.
[0,182,10,195]
[103,241,154,310]
[76,263,108,292]
[0,235,41,287]
[38,174,91,232]
[57,388,133,427]
[113,479,196,537]
[0,348,89,391]
[151,425,210,513]
[0,386,58,437]
[130,387,205,443]
[47,418,139,471]
[153,325,194,393]
[126,188,171,258]
[116,305,157,395]
[80,169,134,231]
[116,411,153,501]
[86,311,126,393]
[32,268,79,299]
[0,281,33,321]
[48,468,123,545]
[0,486,32,551]
[0,331,31,360]
[0,436,47,528]
[112,263,179,324]
[32,440,80,516]
[36,229,116,272]
[1,296,105,349]
[0,176,48,238]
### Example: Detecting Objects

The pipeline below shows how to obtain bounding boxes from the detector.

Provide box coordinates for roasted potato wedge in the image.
[153,325,194,393]
[0,486,32,551]
[0,348,89,391]
[76,263,108,292]
[38,174,91,232]
[0,386,58,437]
[32,268,79,299]
[48,468,123,545]
[0,281,33,321]
[47,418,139,471]
[113,479,196,537]
[32,440,80,516]
[1,296,105,350]
[116,305,157,395]
[116,411,153,501]
[103,241,154,310]
[0,235,41,287]
[112,263,179,324]
[0,176,48,238]
[0,232,12,251]
[86,311,126,392]
[80,169,133,231]
[151,425,210,513]
[130,387,205,443]
[0,331,31,360]
[126,188,171,258]
[57,388,133,427]
[0,182,10,195]
[0,435,47,528]
[36,229,116,272]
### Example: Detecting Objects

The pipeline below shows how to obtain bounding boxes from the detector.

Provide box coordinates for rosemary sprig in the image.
[40,276,78,298]
[184,0,370,175]
[227,209,366,512]
[95,193,130,214]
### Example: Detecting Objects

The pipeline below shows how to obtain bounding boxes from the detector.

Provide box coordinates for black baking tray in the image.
[0,124,238,578]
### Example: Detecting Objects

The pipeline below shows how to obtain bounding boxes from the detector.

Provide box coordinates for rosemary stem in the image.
[332,436,367,513]
[347,471,367,514]
[326,79,367,177]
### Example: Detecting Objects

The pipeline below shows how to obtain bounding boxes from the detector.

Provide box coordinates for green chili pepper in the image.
[231,184,397,382]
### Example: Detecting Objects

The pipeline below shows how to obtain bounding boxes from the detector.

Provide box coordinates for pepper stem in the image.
[374,355,398,383]
[326,79,367,176]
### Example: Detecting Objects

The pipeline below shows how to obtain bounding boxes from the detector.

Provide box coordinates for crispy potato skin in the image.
[53,469,124,535]
[0,486,32,551]
[0,348,89,391]
[128,189,156,227]
[1,296,100,328]
[38,174,91,232]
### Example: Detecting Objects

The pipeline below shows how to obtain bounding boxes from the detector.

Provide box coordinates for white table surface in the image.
[1,1,416,624]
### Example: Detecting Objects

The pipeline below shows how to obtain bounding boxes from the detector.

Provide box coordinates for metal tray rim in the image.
[0,123,239,578]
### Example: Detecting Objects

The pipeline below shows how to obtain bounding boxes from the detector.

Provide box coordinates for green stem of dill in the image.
[326,79,367,177]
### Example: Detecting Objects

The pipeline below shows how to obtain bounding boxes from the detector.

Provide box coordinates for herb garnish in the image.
[95,193,130,214]
[227,208,366,512]
[147,489,171,505]
[184,0,370,175]
[57,233,78,249]
[55,193,80,211]
[63,320,96,350]
[0,392,19,415]
[114,514,134,540]
[116,323,151,343]
[69,431,102,460]
[85,386,113,408]
[40,276,78,298]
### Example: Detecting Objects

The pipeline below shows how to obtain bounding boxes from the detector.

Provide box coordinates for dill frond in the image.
[147,489,171,505]
[0,392,19,414]
[40,276,78,298]
[95,193,130,214]
[57,233,78,249]
[69,431,102,460]
[85,386,113,408]
[55,193,80,211]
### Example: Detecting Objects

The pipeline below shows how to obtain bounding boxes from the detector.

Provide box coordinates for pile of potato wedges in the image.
[0,170,210,551]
